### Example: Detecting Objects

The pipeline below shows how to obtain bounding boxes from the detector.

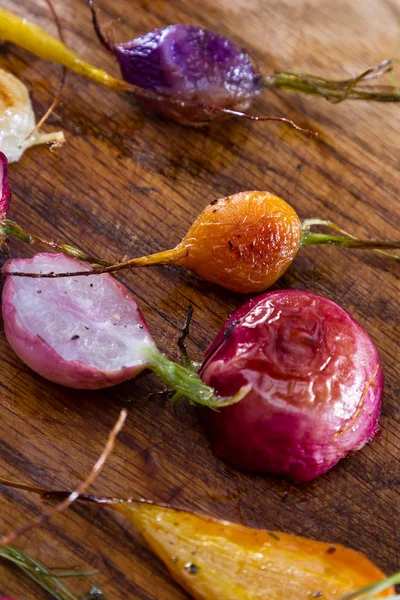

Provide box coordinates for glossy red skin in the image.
[0,151,10,219]
[2,254,154,389]
[200,290,383,482]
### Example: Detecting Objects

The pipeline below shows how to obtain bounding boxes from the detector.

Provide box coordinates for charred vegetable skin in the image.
[200,290,383,482]
[179,191,302,292]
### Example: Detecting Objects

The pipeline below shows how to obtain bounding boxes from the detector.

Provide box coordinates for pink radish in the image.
[2,252,247,407]
[200,290,384,482]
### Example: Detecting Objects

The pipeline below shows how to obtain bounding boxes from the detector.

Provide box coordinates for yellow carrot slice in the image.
[113,501,391,600]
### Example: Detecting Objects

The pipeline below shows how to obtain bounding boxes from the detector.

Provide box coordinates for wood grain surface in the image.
[0,0,399,598]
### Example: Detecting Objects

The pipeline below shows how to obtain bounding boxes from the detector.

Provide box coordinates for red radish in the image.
[200,290,383,482]
[0,152,10,219]
[2,252,247,407]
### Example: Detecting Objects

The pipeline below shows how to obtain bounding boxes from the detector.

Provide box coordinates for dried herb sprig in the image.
[0,542,100,600]
[0,412,126,598]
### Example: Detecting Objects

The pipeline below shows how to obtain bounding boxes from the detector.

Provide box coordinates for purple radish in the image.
[200,290,383,482]
[86,1,400,124]
[1,252,247,406]
[99,23,259,123]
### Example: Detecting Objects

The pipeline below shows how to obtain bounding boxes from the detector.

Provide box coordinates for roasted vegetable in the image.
[200,289,383,482]
[0,69,64,163]
[0,479,395,600]
[1,252,384,480]
[4,190,398,294]
[2,3,400,130]
[2,251,248,407]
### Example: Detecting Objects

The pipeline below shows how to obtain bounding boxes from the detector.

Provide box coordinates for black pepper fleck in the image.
[326,546,336,554]
[37,290,41,294]
[185,563,199,575]
[228,240,234,249]
[313,592,323,598]
[268,532,280,541]
[71,335,80,341]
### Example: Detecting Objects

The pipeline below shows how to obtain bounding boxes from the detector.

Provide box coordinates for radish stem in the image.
[301,219,400,258]
[145,346,251,408]
[301,231,400,249]
[262,60,400,102]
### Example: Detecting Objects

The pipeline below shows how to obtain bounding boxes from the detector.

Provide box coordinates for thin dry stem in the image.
[213,108,318,137]
[0,410,127,548]
[26,0,67,140]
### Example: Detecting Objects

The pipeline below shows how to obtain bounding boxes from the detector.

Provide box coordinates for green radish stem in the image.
[0,220,111,265]
[262,59,400,102]
[144,346,251,409]
[301,219,400,259]
[0,542,100,600]
[301,232,400,249]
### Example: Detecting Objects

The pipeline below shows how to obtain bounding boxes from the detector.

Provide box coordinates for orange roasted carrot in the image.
[0,477,394,600]
[114,500,393,600]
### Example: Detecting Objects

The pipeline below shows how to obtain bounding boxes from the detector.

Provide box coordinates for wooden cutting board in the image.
[0,0,399,598]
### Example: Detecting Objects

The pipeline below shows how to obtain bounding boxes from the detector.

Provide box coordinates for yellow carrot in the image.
[0,7,127,91]
[114,500,393,600]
